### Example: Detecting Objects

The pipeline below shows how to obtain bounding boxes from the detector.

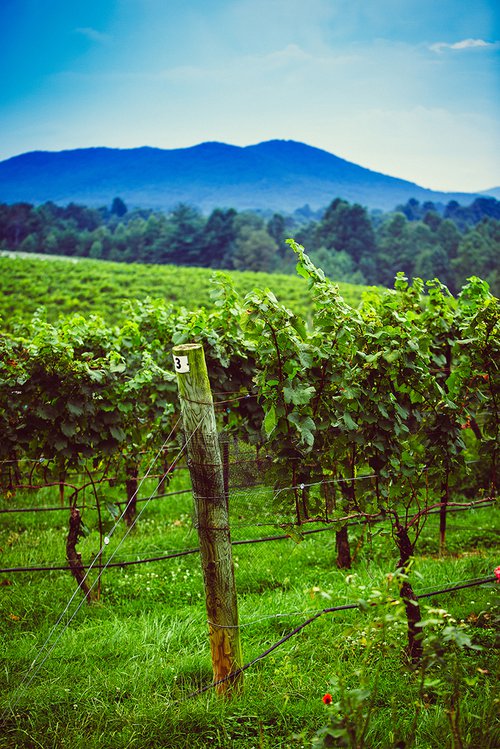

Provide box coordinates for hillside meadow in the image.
[0,252,367,331]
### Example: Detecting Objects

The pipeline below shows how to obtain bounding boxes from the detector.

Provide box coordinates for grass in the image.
[0,469,499,748]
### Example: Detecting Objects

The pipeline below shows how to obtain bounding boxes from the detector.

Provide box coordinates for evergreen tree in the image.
[111,197,128,218]
[315,198,376,263]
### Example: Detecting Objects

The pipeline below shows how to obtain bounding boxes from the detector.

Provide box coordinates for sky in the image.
[1,0,499,192]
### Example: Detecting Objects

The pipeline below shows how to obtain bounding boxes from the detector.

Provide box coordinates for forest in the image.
[1,194,499,295]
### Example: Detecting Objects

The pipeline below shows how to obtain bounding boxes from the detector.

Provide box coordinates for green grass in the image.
[0,470,499,748]
[0,253,368,332]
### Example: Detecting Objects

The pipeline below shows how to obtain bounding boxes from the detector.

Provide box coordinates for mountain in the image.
[0,139,494,213]
[481,186,500,201]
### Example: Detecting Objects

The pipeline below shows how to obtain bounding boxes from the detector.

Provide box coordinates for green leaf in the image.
[395,403,409,420]
[109,425,126,441]
[295,260,309,280]
[283,384,316,405]
[364,351,383,364]
[110,361,126,374]
[61,421,77,437]
[35,404,57,420]
[343,413,358,430]
[263,405,277,437]
[424,678,443,689]
[383,350,400,363]
[281,524,304,544]
[67,401,84,416]
[290,316,308,340]
[117,401,133,413]
[87,368,104,383]
[287,412,315,446]
[78,522,91,539]
[377,402,389,418]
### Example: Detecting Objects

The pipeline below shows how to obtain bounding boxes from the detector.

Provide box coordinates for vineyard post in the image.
[172,343,243,696]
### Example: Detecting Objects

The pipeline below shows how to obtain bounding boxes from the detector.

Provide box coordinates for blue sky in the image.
[1,0,499,191]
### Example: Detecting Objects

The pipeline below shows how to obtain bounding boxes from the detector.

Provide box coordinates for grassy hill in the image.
[0,253,368,331]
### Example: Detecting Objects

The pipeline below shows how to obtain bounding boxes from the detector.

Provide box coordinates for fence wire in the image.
[1,429,498,718]
[1,436,497,578]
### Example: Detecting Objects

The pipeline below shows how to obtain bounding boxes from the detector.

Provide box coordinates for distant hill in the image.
[481,186,500,201]
[0,139,496,213]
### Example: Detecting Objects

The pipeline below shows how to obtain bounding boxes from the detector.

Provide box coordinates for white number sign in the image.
[173,354,190,373]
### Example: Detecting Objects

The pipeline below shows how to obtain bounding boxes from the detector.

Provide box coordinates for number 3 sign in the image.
[173,354,190,373]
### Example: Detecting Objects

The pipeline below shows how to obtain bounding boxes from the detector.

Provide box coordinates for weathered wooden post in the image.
[172,343,243,695]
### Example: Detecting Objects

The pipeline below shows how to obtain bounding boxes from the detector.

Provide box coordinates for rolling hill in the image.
[0,139,496,213]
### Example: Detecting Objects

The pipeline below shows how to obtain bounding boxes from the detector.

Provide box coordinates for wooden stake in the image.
[173,343,243,695]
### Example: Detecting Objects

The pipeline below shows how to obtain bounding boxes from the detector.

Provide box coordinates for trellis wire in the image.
[2,447,497,715]
[0,486,192,515]
[0,414,202,719]
[188,574,499,698]
[0,498,495,575]
[0,465,189,499]
[0,454,485,516]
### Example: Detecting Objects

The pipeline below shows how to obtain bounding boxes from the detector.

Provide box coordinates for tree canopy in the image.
[0,195,498,295]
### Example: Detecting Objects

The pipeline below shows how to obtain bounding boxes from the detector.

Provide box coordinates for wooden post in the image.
[173,343,243,695]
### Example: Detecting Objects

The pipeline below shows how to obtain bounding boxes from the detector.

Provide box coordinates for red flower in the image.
[494,566,500,581]
[322,693,333,705]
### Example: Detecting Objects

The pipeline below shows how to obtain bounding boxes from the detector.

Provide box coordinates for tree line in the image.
[0,194,498,294]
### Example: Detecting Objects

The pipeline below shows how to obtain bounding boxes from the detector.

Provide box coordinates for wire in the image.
[187,575,498,698]
[0,487,192,515]
[1,498,495,575]
[1,415,195,718]
[0,548,201,574]
[416,577,496,598]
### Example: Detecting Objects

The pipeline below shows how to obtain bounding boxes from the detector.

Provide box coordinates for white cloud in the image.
[75,27,111,45]
[157,42,360,89]
[429,38,498,53]
[261,43,312,66]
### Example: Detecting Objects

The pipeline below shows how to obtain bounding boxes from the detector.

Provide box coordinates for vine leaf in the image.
[283,384,316,405]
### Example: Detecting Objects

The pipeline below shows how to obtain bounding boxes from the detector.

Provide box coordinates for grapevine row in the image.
[1,241,498,657]
[1,241,497,502]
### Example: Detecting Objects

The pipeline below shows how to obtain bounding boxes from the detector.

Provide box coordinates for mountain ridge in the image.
[0,139,497,213]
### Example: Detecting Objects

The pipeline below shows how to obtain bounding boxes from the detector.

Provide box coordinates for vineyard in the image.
[0,252,366,329]
[1,241,499,748]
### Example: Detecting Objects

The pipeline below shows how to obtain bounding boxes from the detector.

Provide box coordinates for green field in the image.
[0,253,367,331]
[1,469,498,749]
